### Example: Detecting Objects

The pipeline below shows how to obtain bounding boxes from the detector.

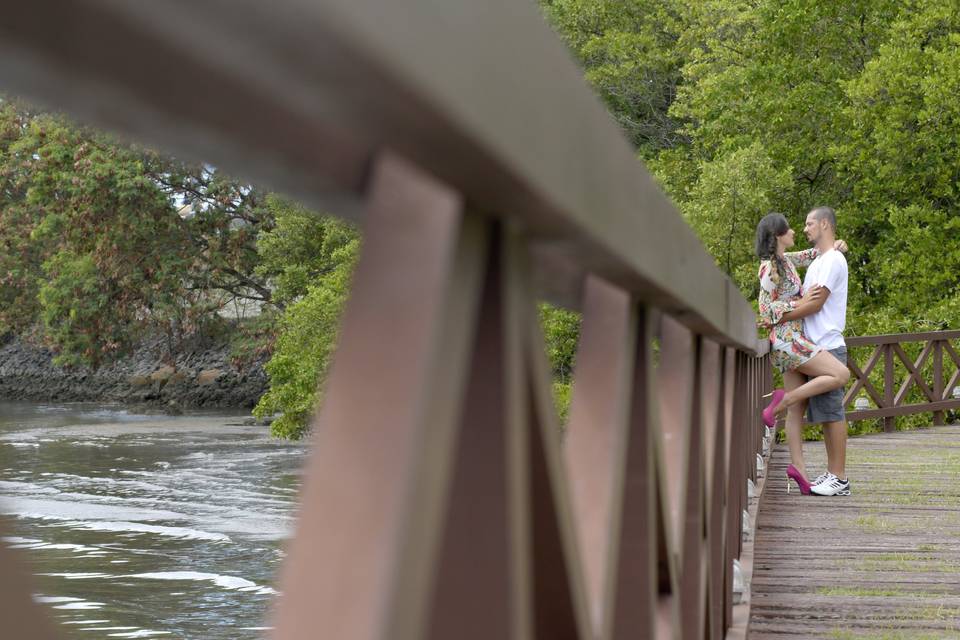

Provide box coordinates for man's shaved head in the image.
[809,206,836,231]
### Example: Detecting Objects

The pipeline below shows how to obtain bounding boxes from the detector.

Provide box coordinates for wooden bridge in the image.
[1,2,959,639]
[751,423,960,639]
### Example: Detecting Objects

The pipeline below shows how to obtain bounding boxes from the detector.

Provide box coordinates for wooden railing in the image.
[845,331,960,432]
[0,2,772,639]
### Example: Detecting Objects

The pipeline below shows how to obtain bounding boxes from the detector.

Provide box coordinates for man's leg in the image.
[809,347,851,495]
[823,419,847,479]
[821,420,834,472]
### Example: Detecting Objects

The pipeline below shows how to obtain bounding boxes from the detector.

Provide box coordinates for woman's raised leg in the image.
[780,350,850,412]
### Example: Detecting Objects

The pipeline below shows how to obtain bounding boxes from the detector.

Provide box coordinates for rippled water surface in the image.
[0,401,308,639]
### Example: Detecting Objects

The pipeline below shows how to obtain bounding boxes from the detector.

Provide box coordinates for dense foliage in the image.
[544,0,960,337]
[543,0,960,432]
[0,101,275,366]
[251,197,359,439]
[0,101,362,438]
[5,0,960,438]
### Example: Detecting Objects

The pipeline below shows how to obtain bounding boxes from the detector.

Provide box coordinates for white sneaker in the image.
[810,473,851,496]
[811,472,830,486]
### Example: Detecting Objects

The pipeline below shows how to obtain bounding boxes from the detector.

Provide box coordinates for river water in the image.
[0,401,308,639]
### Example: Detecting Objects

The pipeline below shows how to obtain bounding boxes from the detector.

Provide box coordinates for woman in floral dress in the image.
[755,212,850,494]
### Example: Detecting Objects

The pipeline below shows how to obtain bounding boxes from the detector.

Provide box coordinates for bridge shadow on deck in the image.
[748,425,960,639]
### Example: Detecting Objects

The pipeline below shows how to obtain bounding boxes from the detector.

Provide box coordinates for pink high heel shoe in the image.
[762,389,786,428]
[786,464,812,495]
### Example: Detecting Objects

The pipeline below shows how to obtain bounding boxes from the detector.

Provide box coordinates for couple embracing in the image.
[755,206,851,497]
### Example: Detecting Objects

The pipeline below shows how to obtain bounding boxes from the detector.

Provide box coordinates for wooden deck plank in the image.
[748,424,960,640]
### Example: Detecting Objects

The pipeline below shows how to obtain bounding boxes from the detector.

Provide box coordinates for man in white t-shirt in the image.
[779,206,850,496]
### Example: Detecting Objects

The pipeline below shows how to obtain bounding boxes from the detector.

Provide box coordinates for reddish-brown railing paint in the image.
[0,3,773,639]
[845,331,960,432]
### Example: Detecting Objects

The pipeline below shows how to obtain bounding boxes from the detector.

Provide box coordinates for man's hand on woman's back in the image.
[801,284,827,305]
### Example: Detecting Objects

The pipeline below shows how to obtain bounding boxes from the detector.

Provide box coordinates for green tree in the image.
[674,1,899,200]
[539,302,581,382]
[0,104,44,334]
[538,302,581,425]
[548,0,960,438]
[681,142,793,293]
[836,1,960,333]
[252,197,360,439]
[0,100,275,365]
[541,0,688,158]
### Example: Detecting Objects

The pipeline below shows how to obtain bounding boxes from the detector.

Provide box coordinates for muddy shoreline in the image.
[0,333,267,411]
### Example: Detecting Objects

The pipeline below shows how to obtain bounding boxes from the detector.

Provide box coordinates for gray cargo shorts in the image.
[806,346,847,424]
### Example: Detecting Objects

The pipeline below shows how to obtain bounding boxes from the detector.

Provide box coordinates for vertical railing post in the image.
[752,358,758,476]
[745,359,752,482]
[703,342,728,640]
[724,353,740,629]
[721,348,737,632]
[0,533,62,640]
[563,278,658,640]
[735,354,747,557]
[884,344,896,433]
[765,357,773,407]
[933,340,945,426]
[270,152,489,640]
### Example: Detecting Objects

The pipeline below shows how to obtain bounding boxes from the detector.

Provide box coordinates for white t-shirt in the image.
[802,248,848,350]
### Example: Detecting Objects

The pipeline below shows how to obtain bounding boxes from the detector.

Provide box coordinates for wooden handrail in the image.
[846,331,960,431]
[846,330,960,346]
[0,3,773,640]
[0,0,759,352]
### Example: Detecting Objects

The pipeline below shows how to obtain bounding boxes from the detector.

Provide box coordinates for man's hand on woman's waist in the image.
[783,285,828,321]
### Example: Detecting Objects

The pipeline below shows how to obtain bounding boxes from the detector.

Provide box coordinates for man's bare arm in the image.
[782,285,829,321]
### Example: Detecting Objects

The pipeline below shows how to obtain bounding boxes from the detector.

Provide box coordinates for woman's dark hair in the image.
[755,212,790,281]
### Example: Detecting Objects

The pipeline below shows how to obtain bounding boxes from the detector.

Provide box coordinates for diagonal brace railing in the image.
[0,2,773,639]
[845,331,960,432]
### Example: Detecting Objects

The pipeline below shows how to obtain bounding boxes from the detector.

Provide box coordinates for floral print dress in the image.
[758,248,822,373]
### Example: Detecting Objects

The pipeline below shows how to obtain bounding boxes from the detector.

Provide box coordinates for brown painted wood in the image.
[883,345,896,432]
[432,222,598,639]
[512,230,593,640]
[270,152,485,640]
[946,369,960,401]
[942,343,960,399]
[609,307,660,640]
[656,315,696,563]
[654,315,705,638]
[844,345,885,408]
[427,225,530,640]
[0,0,763,350]
[565,277,664,639]
[0,3,793,639]
[845,399,960,421]
[943,341,960,369]
[698,340,724,640]
[748,425,960,638]
[845,330,960,346]
[678,336,707,640]
[751,360,758,481]
[892,342,935,405]
[725,354,747,628]
[565,277,637,638]
[844,335,960,427]
[0,520,64,640]
[933,342,944,425]
[0,1,373,214]
[944,346,960,402]
[705,346,732,639]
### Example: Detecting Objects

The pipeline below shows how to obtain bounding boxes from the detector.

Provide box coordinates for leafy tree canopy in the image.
[542,0,960,336]
[0,100,275,366]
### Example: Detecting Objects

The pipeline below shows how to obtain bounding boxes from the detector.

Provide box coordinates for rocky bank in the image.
[0,333,267,410]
